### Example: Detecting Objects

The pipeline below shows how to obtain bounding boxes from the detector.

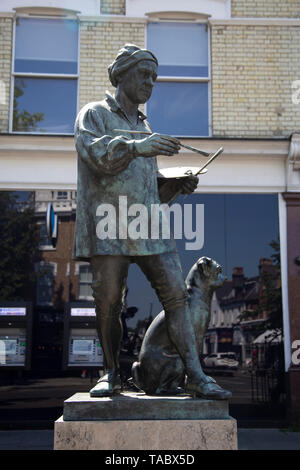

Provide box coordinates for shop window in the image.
[147,22,210,137]
[11,16,78,134]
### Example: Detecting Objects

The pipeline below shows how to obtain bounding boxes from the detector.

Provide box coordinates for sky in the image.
[125,193,279,328]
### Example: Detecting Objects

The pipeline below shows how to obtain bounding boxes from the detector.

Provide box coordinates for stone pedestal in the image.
[54,392,237,450]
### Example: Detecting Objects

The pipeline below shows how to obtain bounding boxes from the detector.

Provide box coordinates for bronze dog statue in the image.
[131,257,227,396]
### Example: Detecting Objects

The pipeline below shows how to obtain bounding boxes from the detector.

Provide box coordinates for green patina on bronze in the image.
[74,44,232,401]
[74,91,178,260]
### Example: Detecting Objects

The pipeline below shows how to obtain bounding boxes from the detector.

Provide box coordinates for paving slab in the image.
[0,430,54,450]
[238,428,300,450]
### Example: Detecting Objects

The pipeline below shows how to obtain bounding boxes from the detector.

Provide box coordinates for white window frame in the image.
[57,191,69,200]
[9,12,80,135]
[75,262,93,300]
[145,18,212,137]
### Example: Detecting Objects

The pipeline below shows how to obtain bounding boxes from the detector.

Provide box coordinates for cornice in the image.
[288,134,300,171]
[0,135,289,159]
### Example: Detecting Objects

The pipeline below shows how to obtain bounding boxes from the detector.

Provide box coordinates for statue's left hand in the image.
[177,175,199,195]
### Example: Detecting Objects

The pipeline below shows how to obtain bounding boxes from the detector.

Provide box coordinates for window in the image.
[36,263,56,305]
[38,222,53,249]
[11,16,78,134]
[78,265,93,299]
[147,22,210,137]
[57,191,68,200]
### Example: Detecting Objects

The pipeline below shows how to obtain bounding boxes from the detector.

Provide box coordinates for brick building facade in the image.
[231,0,300,18]
[0,16,12,133]
[211,23,300,137]
[100,0,126,15]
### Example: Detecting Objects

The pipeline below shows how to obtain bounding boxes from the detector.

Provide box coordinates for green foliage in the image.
[280,422,300,433]
[13,78,44,132]
[0,192,39,300]
[239,239,283,336]
[259,239,282,334]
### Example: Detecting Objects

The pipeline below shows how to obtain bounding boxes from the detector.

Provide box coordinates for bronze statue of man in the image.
[74,44,231,399]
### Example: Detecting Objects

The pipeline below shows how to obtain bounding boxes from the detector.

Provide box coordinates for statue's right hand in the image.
[134,133,181,157]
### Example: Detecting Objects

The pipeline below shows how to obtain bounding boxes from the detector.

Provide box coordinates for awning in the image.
[253,329,282,344]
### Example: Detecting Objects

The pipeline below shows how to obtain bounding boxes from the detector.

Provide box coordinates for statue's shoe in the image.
[185,378,232,400]
[90,372,121,397]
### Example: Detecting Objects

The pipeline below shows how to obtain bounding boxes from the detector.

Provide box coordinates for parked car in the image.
[203,352,239,371]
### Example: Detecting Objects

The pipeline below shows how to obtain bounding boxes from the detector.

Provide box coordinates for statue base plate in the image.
[54,392,237,450]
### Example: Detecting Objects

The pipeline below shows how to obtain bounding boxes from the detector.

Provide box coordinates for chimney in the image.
[259,258,274,276]
[232,267,244,288]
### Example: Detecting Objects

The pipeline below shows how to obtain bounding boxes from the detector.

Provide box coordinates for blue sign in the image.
[46,203,59,247]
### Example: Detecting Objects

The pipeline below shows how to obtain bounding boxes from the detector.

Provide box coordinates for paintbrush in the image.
[113,129,211,157]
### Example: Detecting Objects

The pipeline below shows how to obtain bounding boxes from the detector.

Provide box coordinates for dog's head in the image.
[186,256,226,290]
[196,257,226,288]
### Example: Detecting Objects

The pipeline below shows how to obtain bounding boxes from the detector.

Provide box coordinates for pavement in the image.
[237,428,300,450]
[0,428,300,450]
[0,370,287,428]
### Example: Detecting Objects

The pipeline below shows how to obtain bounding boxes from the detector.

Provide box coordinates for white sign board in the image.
[70,308,96,317]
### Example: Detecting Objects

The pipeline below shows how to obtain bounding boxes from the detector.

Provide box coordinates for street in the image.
[0,368,286,429]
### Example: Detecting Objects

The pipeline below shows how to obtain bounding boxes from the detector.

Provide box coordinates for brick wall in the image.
[79,20,145,109]
[0,17,12,133]
[100,0,126,15]
[211,25,300,138]
[231,0,300,18]
[40,218,79,305]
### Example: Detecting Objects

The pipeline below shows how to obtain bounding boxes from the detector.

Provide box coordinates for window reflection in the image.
[126,194,280,327]
[78,265,93,299]
[147,21,210,137]
[36,263,55,305]
[12,16,78,134]
[13,77,77,133]
[148,22,209,77]
[123,193,284,408]
[15,17,78,74]
[148,82,209,136]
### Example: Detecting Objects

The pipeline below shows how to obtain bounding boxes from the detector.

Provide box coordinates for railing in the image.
[248,342,285,403]
[250,368,285,403]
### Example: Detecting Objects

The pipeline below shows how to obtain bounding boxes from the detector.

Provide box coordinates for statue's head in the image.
[108,44,158,104]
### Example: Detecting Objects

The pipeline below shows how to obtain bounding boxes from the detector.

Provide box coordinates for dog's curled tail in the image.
[131,361,158,394]
[131,361,143,391]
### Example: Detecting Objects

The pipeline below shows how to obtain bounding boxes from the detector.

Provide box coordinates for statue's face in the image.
[118,60,158,104]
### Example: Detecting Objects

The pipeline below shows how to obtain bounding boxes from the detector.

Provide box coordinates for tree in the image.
[261,239,283,335]
[0,192,40,300]
[239,239,283,339]
[13,78,44,132]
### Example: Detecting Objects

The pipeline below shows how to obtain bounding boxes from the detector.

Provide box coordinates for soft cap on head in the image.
[108,44,158,88]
